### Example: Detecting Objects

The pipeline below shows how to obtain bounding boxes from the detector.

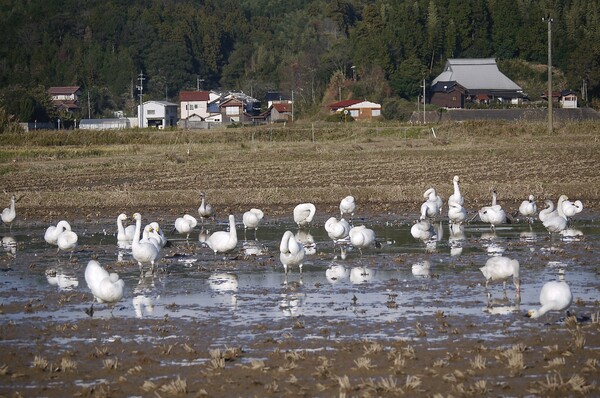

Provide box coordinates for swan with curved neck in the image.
[175,214,197,240]
[293,203,316,228]
[132,213,160,276]
[422,188,442,218]
[518,195,537,223]
[117,213,136,242]
[540,197,567,233]
[206,214,238,254]
[243,208,264,237]
[45,220,72,245]
[198,192,213,221]
[527,281,572,319]
[349,225,376,255]
[280,230,305,274]
[85,260,125,305]
[559,195,583,220]
[1,195,16,230]
[480,256,520,293]
[448,176,464,207]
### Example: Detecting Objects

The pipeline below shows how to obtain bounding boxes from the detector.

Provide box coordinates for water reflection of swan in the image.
[560,228,583,241]
[295,230,315,255]
[46,268,79,290]
[133,276,159,318]
[412,260,431,277]
[2,236,16,256]
[519,231,537,242]
[350,266,375,284]
[480,232,505,256]
[448,225,465,256]
[84,260,125,305]
[484,293,521,315]
[326,263,350,283]
[208,273,239,293]
[242,239,267,257]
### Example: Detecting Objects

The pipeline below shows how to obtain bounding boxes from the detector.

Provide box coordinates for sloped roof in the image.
[272,103,291,112]
[48,86,81,95]
[329,99,362,109]
[180,91,210,101]
[432,59,522,91]
[430,81,466,93]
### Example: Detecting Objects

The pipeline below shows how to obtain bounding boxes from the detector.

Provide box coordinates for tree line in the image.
[0,0,598,124]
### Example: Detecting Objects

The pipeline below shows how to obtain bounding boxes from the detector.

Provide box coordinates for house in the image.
[429,81,466,108]
[179,90,221,120]
[270,102,292,123]
[265,92,291,108]
[328,99,382,120]
[137,100,178,128]
[431,59,524,107]
[48,86,82,113]
[219,92,261,124]
[560,90,578,108]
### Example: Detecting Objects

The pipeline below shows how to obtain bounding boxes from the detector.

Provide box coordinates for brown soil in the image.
[1,124,600,397]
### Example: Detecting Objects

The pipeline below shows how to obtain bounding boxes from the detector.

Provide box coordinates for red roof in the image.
[328,99,362,109]
[272,103,291,112]
[180,91,210,101]
[48,86,81,95]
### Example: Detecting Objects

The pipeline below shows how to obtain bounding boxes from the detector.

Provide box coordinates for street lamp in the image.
[543,16,553,133]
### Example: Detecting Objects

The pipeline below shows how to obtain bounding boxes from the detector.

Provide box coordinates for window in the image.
[372,109,381,117]
[349,109,359,117]
[225,106,239,116]
[147,109,155,115]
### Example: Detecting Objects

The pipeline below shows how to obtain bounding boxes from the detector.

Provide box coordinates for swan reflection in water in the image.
[350,266,375,284]
[46,268,79,291]
[411,260,431,278]
[133,275,160,318]
[484,292,521,315]
[326,263,350,284]
[295,230,316,255]
[242,239,268,257]
[560,228,583,242]
[480,231,505,256]
[280,280,304,317]
[2,236,16,257]
[448,225,465,257]
[208,272,238,309]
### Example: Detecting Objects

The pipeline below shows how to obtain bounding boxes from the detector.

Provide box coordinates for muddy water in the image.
[1,214,598,350]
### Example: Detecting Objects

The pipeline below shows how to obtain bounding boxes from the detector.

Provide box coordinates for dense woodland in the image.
[0,0,599,124]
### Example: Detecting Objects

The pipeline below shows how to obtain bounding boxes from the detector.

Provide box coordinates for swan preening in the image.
[205,214,238,255]
[280,230,305,274]
[174,214,198,239]
[132,213,160,275]
[243,208,264,236]
[1,195,16,230]
[44,220,72,246]
[325,216,351,243]
[539,198,567,234]
[293,203,316,228]
[410,216,436,243]
[84,260,125,306]
[198,192,213,221]
[339,196,356,219]
[478,190,507,230]
[421,188,443,219]
[526,280,572,319]
[518,195,537,223]
[559,195,583,221]
[349,225,376,255]
[479,256,520,293]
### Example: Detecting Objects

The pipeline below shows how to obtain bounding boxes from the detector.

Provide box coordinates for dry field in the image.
[1,120,599,223]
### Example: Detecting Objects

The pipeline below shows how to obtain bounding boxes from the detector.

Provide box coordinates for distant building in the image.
[265,92,291,108]
[79,118,131,130]
[137,100,178,128]
[328,99,382,120]
[48,86,82,113]
[179,90,221,120]
[431,59,524,107]
[270,102,292,123]
[560,90,578,108]
[429,81,466,108]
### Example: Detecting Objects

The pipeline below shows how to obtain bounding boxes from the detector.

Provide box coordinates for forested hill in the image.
[1,0,599,122]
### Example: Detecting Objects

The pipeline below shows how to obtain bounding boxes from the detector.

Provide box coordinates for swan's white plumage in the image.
[479,256,520,291]
[243,208,264,231]
[411,216,436,242]
[478,190,506,229]
[148,221,168,247]
[559,195,583,219]
[206,214,238,254]
[540,198,567,233]
[1,195,16,227]
[84,260,125,304]
[116,213,136,242]
[339,196,356,218]
[518,195,537,221]
[527,281,572,319]
[325,217,351,242]
[198,192,213,220]
[293,203,316,227]
[44,220,72,245]
[421,188,442,218]
[132,213,160,275]
[448,202,467,226]
[175,214,198,238]
[280,230,305,274]
[349,225,376,253]
[57,229,78,252]
[448,176,464,206]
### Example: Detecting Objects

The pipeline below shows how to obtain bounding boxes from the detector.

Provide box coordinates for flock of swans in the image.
[1,178,584,319]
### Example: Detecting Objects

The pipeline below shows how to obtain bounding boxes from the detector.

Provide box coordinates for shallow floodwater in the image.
[1,214,599,346]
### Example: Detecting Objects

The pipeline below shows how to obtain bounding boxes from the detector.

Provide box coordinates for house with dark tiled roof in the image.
[48,86,82,114]
[429,81,467,108]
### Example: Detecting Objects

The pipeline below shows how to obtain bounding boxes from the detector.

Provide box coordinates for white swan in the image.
[448,202,467,228]
[339,196,356,219]
[1,195,16,230]
[132,213,160,275]
[84,260,125,305]
[559,195,583,220]
[325,216,351,243]
[410,216,436,242]
[540,198,567,234]
[479,256,520,292]
[205,214,238,254]
[527,281,572,319]
[198,192,213,222]
[174,214,198,239]
[57,229,78,254]
[116,213,136,242]
[44,220,72,245]
[293,203,316,228]
[478,190,506,230]
[148,221,168,247]
[518,195,537,223]
[280,230,305,274]
[448,175,464,206]
[421,188,443,219]
[243,208,264,235]
[349,225,376,255]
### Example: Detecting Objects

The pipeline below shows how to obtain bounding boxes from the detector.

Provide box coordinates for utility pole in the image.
[291,90,294,123]
[422,78,426,124]
[543,16,553,133]
[87,91,91,119]
[137,71,145,128]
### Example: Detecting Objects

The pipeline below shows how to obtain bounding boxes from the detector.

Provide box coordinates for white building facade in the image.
[137,100,178,128]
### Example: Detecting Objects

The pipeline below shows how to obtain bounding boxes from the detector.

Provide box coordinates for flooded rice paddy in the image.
[1,211,599,396]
